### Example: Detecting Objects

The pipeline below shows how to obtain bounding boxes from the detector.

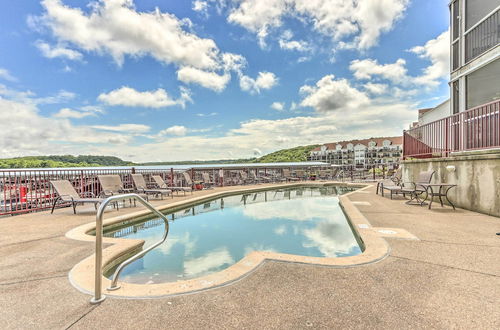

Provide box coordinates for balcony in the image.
[465,9,499,63]
[403,99,500,158]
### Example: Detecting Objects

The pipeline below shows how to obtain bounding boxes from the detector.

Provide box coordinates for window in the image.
[451,0,460,70]
[466,0,499,30]
[466,59,500,109]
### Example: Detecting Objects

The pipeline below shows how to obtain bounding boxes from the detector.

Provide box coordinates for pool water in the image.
[104,186,362,284]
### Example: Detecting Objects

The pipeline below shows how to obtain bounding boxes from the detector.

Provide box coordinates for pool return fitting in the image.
[90,194,170,304]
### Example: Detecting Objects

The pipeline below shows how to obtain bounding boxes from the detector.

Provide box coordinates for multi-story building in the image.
[401,2,499,216]
[450,0,499,114]
[308,136,403,170]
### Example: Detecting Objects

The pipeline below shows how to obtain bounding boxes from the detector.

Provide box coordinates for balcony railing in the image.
[465,9,499,63]
[403,99,500,159]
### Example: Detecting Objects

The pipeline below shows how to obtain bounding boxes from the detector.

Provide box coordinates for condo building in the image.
[308,137,403,169]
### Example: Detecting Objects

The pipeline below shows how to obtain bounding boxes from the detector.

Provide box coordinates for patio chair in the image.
[283,169,299,182]
[98,174,148,205]
[152,175,192,195]
[131,174,172,199]
[400,170,435,205]
[377,167,403,198]
[201,172,215,189]
[239,171,254,185]
[50,180,105,214]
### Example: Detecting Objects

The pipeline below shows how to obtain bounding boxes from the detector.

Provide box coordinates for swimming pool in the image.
[103,186,362,284]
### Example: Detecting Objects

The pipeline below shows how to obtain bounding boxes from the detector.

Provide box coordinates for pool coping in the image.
[66,182,392,299]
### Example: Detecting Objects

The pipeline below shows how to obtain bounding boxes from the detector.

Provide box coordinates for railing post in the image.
[170,168,174,187]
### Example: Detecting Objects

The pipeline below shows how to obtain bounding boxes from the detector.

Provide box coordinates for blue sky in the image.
[0,0,450,162]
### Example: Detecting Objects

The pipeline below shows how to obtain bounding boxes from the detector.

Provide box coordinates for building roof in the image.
[311,136,403,151]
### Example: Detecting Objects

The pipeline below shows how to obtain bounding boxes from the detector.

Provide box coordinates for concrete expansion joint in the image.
[0,273,68,286]
[390,255,500,278]
[64,305,99,330]
[418,239,500,248]
[1,234,64,247]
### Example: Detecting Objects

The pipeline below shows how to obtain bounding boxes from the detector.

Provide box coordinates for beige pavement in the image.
[0,183,499,329]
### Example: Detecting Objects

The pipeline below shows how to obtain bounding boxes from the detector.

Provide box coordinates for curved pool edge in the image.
[66,182,391,299]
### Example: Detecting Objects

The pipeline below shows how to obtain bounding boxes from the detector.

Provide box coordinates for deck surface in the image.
[1,182,499,329]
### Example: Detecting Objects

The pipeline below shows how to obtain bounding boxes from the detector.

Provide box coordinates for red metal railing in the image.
[404,99,500,159]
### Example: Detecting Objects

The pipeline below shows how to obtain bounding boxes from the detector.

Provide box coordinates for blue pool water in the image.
[104,186,362,284]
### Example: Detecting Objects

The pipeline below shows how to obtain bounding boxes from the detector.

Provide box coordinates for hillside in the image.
[254,145,320,163]
[0,155,134,169]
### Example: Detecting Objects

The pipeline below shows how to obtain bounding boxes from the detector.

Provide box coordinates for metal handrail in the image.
[90,193,169,304]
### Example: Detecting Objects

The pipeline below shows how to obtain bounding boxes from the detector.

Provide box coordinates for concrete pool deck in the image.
[1,182,499,329]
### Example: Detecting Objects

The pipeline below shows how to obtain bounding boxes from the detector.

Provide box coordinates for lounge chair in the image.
[201,172,215,189]
[152,175,192,195]
[50,180,105,214]
[131,174,172,199]
[377,167,403,199]
[283,169,299,182]
[400,170,435,205]
[98,174,148,205]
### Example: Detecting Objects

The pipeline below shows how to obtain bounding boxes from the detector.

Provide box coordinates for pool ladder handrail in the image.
[90,193,169,304]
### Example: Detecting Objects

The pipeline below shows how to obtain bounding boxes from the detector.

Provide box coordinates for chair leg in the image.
[51,197,61,214]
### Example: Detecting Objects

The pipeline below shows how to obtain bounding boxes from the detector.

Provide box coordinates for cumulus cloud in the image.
[278,30,310,52]
[240,71,278,94]
[98,86,192,109]
[300,74,369,112]
[410,30,450,86]
[35,40,83,60]
[350,58,408,85]
[192,0,209,16]
[270,102,285,111]
[177,67,231,92]
[0,68,17,82]
[159,125,188,136]
[226,0,409,50]
[350,30,450,88]
[34,0,246,91]
[363,83,388,95]
[0,94,132,157]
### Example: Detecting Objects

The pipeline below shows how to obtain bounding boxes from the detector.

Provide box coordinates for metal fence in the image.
[0,163,394,217]
[403,99,500,159]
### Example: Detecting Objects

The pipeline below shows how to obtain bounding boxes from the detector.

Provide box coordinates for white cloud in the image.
[159,125,188,137]
[35,40,83,60]
[240,71,278,94]
[300,74,369,112]
[36,0,246,91]
[91,124,151,134]
[410,30,450,86]
[177,66,230,92]
[350,30,450,88]
[228,0,287,47]
[192,0,209,15]
[98,86,191,109]
[350,58,408,85]
[53,107,95,119]
[278,30,310,52]
[226,0,409,50]
[270,102,285,111]
[363,83,388,95]
[0,68,17,82]
[0,95,132,157]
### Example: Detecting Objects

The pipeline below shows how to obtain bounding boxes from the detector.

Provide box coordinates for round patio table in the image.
[419,183,457,210]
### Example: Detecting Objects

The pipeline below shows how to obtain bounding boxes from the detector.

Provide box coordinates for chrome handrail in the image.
[90,193,169,304]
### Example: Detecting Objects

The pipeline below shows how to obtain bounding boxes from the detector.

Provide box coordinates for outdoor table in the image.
[420,183,457,210]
